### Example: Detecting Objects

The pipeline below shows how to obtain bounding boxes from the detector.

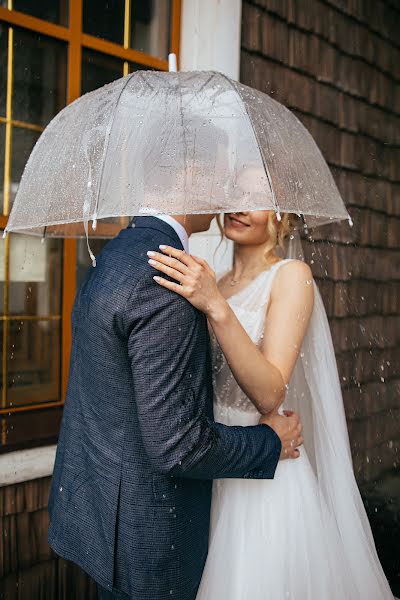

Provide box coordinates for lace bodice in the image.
[212,260,293,416]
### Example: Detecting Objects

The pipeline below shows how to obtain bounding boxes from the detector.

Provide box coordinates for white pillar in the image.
[180,0,242,271]
[180,0,242,79]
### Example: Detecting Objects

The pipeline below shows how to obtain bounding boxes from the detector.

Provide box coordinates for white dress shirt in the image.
[154,215,189,253]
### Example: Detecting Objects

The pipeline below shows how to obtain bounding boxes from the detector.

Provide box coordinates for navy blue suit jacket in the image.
[48,217,281,599]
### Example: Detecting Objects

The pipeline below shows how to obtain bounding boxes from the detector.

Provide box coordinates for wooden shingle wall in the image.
[0,478,97,600]
[241,0,400,485]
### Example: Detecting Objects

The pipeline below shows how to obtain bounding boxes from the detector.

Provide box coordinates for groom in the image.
[48,214,302,600]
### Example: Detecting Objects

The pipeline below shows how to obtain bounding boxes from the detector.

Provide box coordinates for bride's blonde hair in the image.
[217,211,296,255]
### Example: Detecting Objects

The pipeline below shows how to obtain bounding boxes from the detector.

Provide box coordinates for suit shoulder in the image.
[96,229,154,281]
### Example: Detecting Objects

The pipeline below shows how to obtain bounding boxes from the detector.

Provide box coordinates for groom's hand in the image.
[259,410,303,460]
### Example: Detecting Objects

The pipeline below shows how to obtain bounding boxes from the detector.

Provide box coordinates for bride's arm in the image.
[258,260,314,396]
[147,247,314,415]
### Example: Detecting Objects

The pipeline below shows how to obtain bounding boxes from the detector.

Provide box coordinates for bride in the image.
[148,210,394,599]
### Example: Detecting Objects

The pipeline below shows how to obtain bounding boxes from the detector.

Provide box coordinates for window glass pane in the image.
[0,24,7,117]
[83,0,124,45]
[76,238,109,288]
[81,48,123,95]
[2,319,61,408]
[12,28,67,126]
[0,236,63,316]
[10,126,41,209]
[131,0,172,59]
[9,0,69,26]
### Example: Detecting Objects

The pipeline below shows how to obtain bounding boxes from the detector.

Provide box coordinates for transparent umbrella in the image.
[4,69,350,254]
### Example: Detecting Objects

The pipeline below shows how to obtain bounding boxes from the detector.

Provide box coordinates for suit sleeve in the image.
[123,274,281,480]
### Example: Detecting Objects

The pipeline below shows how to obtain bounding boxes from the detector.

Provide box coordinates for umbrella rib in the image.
[177,75,190,213]
[138,69,156,92]
[218,73,280,216]
[195,72,217,96]
[91,71,139,226]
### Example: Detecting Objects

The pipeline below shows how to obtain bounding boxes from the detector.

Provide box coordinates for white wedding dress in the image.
[196,259,394,600]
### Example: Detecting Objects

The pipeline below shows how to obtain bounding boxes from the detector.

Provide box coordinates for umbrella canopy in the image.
[5,70,350,238]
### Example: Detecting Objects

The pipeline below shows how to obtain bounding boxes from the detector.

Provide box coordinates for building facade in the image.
[0,0,399,597]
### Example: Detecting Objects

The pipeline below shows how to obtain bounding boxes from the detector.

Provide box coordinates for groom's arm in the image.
[123,275,281,480]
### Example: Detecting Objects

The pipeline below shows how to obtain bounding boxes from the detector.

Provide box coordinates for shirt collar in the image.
[154,215,189,253]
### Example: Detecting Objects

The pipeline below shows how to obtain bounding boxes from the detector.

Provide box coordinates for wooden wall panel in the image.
[0,478,97,600]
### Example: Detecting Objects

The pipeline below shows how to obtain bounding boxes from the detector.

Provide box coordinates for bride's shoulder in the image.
[277,258,313,278]
[272,259,314,298]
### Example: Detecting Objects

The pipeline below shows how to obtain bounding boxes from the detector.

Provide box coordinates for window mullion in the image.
[0,6,70,41]
[61,0,82,400]
[171,0,182,61]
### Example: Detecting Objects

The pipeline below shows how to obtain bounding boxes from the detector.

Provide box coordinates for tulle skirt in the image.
[195,405,377,600]
[199,270,394,599]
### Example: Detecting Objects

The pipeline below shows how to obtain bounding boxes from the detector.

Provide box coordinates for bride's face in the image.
[223,211,275,246]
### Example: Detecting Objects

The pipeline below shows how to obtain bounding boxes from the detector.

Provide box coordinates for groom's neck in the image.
[170,215,193,237]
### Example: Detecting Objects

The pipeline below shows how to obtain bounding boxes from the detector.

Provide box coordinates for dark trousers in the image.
[97,584,130,599]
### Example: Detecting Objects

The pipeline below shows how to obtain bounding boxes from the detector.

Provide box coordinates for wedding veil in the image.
[282,231,393,597]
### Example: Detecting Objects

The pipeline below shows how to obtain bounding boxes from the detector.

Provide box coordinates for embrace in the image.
[48,212,393,599]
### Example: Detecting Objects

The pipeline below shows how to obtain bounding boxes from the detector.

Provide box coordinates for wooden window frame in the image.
[0,0,181,426]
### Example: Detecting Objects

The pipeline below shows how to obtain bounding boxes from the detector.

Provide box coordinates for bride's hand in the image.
[147,245,227,317]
